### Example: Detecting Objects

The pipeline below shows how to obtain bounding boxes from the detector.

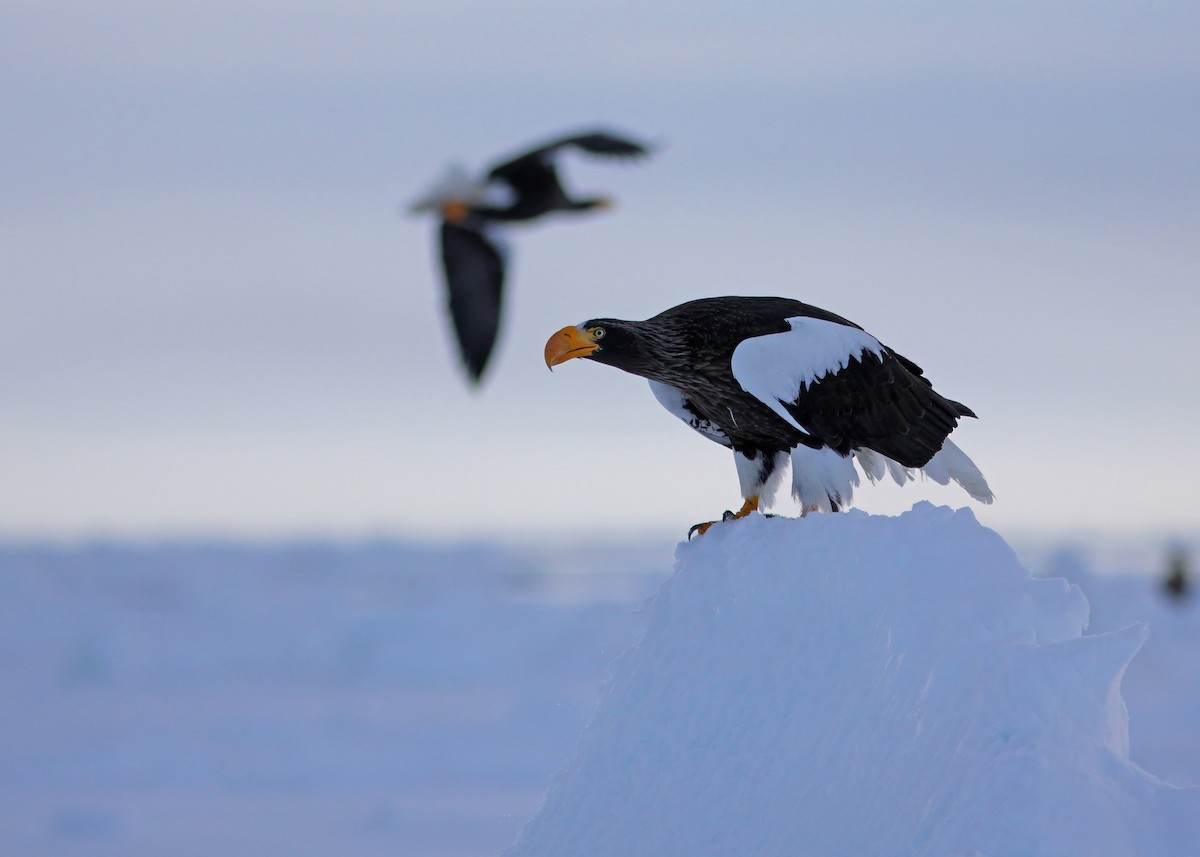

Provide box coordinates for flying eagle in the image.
[544,296,993,535]
[410,130,652,384]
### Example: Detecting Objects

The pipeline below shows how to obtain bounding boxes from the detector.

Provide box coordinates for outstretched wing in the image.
[731,317,972,466]
[486,130,650,190]
[439,221,507,383]
[544,131,651,159]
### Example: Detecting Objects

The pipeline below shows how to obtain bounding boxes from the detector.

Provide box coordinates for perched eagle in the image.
[410,130,652,384]
[544,296,992,535]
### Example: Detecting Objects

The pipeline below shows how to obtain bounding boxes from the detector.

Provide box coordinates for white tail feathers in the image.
[782,440,993,515]
[920,439,994,504]
[789,446,861,514]
[853,448,914,488]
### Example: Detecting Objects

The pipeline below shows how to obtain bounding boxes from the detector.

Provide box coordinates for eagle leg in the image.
[687,495,759,539]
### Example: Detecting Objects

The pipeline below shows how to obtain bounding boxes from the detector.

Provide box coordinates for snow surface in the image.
[3,513,1200,857]
[0,541,666,857]
[509,504,1199,857]
[1041,547,1200,789]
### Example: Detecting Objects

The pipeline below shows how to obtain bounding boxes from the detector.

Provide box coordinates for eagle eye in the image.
[591,327,606,339]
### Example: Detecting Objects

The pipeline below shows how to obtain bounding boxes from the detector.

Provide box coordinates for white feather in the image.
[884,456,914,486]
[852,448,887,483]
[409,164,515,214]
[790,445,861,514]
[481,221,513,264]
[730,317,885,434]
[652,327,990,514]
[853,441,990,503]
[480,180,516,209]
[853,448,915,487]
[733,449,790,507]
[787,439,992,514]
[408,164,480,213]
[919,439,994,503]
[648,380,731,447]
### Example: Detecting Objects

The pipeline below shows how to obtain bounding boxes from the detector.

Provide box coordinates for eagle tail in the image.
[853,448,914,487]
[855,442,992,504]
[789,446,861,514]
[920,439,994,504]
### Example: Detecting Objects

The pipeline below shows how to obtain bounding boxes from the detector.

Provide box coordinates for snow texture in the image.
[4,520,1200,857]
[508,504,1199,857]
[0,541,665,857]
[1040,547,1200,790]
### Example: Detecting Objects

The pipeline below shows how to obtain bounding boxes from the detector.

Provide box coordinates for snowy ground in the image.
[1,518,1197,856]
[510,506,1199,856]
[0,540,667,857]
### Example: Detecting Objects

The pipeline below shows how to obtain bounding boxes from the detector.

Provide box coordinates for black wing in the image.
[486,130,650,190]
[783,348,974,466]
[439,221,506,383]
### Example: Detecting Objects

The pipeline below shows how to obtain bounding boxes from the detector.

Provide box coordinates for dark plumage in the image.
[479,132,648,221]
[439,222,504,380]
[1164,546,1191,602]
[411,130,652,384]
[545,296,992,533]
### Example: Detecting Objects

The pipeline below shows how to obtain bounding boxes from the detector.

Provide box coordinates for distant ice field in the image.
[0,526,1196,856]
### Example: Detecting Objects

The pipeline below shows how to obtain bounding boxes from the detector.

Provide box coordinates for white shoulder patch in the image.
[730,317,884,433]
[479,220,512,263]
[648,380,731,447]
[481,179,517,209]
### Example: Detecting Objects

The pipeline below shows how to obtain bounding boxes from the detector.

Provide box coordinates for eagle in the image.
[410,129,652,384]
[544,296,993,535]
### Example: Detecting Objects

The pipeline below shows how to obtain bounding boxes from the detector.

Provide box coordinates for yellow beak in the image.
[544,326,600,369]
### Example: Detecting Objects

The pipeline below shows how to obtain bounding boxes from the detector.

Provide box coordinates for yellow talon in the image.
[687,496,760,539]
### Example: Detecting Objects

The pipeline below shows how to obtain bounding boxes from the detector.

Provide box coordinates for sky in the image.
[3,1,1199,542]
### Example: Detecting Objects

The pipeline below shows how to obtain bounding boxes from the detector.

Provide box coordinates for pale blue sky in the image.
[3,1,1198,540]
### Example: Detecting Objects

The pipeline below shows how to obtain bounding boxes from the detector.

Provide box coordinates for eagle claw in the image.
[688,497,764,539]
[688,509,736,540]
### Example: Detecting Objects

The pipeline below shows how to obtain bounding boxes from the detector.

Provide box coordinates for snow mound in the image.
[508,503,1199,857]
[1040,548,1200,788]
